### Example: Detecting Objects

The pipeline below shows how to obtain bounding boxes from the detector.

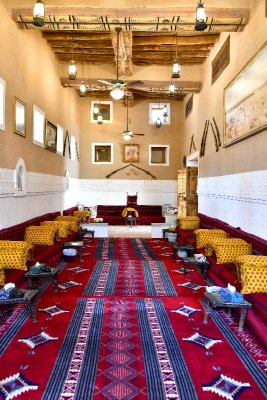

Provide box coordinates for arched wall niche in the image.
[14,158,27,196]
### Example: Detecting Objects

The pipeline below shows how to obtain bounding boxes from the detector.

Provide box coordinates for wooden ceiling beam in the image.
[12,6,250,20]
[56,55,114,62]
[42,32,112,41]
[53,48,115,55]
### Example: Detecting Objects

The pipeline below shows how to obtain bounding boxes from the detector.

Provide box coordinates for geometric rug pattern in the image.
[0,238,267,400]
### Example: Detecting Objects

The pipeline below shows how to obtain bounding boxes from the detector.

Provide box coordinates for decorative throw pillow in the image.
[0,249,28,271]
[41,221,71,239]
[55,216,79,232]
[235,255,267,281]
[241,264,267,294]
[194,229,227,249]
[0,241,33,261]
[205,238,231,257]
[73,210,90,218]
[121,207,139,218]
[214,239,252,264]
[24,226,56,246]
[178,216,200,230]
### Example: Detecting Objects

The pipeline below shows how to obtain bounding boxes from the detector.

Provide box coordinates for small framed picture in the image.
[124,144,139,163]
[45,120,57,152]
[14,97,26,137]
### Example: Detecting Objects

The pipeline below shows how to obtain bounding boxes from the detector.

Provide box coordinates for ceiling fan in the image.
[120,96,145,140]
[98,27,143,99]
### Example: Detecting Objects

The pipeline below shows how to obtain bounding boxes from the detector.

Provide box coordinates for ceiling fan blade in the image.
[98,79,112,86]
[133,133,145,136]
[125,80,144,87]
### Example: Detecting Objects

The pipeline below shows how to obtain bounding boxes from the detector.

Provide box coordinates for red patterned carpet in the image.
[0,238,266,400]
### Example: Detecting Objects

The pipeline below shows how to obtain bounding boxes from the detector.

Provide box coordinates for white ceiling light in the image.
[110,86,125,100]
[68,60,77,80]
[169,80,175,95]
[93,102,99,114]
[123,131,132,141]
[79,81,86,97]
[97,113,103,125]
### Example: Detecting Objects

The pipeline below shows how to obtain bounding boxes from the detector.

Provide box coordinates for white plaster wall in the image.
[78,179,177,207]
[198,170,267,239]
[0,167,176,228]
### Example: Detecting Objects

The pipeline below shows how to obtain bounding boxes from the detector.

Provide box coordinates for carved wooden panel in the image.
[177,167,198,217]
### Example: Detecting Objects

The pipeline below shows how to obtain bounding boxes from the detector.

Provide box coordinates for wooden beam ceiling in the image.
[11,5,250,101]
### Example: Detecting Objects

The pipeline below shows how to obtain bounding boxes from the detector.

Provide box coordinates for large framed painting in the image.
[224,42,267,147]
[124,144,139,163]
[45,120,57,152]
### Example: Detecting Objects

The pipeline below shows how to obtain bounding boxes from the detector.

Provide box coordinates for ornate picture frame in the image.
[14,97,26,137]
[92,143,113,164]
[45,120,57,152]
[224,42,267,147]
[124,144,139,163]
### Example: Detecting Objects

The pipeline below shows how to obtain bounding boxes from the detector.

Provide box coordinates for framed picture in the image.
[90,101,113,123]
[124,144,139,163]
[14,97,26,137]
[92,143,113,164]
[224,42,267,147]
[0,77,6,131]
[45,120,57,152]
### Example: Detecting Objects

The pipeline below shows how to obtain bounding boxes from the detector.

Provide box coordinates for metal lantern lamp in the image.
[68,60,77,80]
[33,0,45,27]
[97,113,103,125]
[79,81,86,97]
[195,0,207,31]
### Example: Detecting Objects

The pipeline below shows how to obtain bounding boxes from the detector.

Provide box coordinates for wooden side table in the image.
[25,266,61,292]
[203,291,252,330]
[0,289,38,322]
[183,256,209,278]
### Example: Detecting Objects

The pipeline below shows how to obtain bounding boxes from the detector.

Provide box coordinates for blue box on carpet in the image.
[220,288,244,303]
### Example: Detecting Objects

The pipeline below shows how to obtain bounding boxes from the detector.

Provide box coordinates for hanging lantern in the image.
[97,113,103,125]
[33,0,45,27]
[195,0,207,31]
[68,60,77,80]
[79,81,86,97]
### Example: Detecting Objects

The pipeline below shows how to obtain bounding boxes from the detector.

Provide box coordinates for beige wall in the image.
[79,98,184,180]
[0,1,80,178]
[182,0,267,178]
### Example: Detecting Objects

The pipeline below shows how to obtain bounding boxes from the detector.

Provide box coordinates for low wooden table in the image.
[203,291,252,330]
[183,256,210,278]
[25,266,61,292]
[0,289,38,322]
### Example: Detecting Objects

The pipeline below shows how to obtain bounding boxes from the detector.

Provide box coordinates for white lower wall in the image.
[78,179,177,207]
[0,168,177,229]
[198,170,267,239]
